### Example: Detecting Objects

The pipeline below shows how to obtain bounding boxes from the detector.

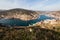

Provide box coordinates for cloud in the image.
[41,1,60,11]
[30,0,60,11]
[0,0,15,9]
[28,0,49,10]
[0,0,60,11]
[0,0,22,9]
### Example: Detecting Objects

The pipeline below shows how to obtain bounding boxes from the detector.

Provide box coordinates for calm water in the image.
[0,15,54,26]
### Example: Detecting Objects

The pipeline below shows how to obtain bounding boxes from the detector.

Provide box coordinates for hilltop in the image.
[0,8,60,20]
[0,8,40,21]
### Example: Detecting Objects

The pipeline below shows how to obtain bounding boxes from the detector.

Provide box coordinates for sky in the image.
[0,0,60,11]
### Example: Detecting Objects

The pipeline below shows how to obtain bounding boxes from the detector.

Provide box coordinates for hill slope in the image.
[0,8,40,21]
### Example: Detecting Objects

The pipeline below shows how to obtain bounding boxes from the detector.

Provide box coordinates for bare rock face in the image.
[0,8,40,21]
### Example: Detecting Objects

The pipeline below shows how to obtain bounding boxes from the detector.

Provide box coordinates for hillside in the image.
[0,8,40,21]
[0,8,60,20]
[44,11,60,19]
[0,27,60,40]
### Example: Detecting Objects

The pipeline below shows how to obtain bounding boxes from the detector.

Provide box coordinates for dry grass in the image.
[0,27,60,40]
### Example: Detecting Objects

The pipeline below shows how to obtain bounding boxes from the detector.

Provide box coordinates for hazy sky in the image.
[0,0,60,11]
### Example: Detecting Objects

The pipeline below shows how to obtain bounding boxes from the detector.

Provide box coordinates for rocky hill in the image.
[44,11,60,19]
[0,8,40,21]
[0,8,60,20]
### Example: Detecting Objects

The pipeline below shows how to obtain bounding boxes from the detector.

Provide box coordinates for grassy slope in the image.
[0,27,60,40]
